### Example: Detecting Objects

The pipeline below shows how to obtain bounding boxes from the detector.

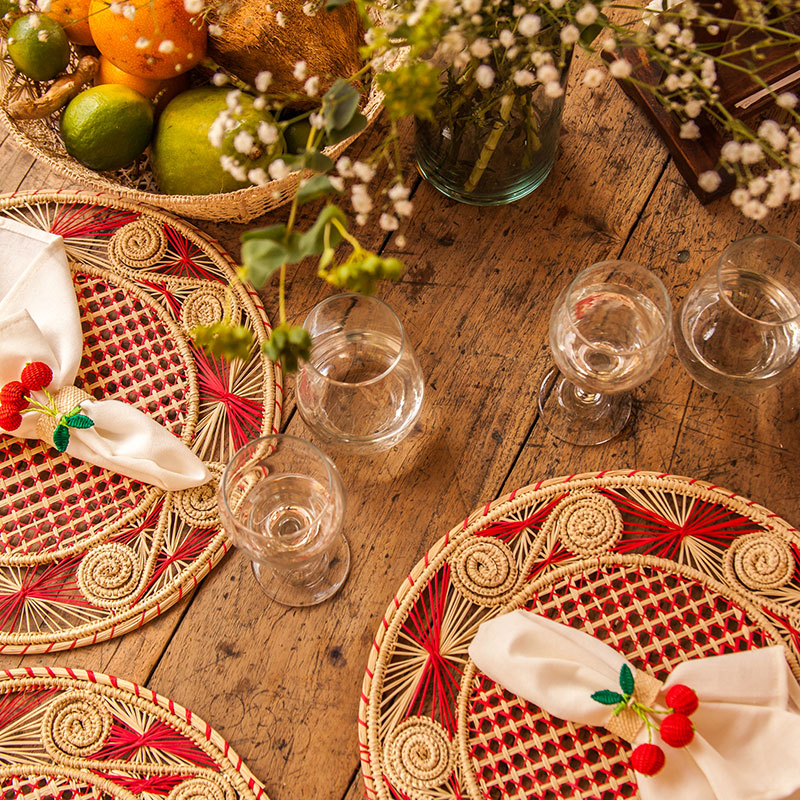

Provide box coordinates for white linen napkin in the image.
[0,218,210,491]
[470,609,800,800]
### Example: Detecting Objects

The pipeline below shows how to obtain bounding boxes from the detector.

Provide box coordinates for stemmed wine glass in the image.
[674,234,800,395]
[218,434,349,607]
[538,260,672,446]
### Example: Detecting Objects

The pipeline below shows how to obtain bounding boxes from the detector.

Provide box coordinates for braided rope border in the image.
[0,191,282,653]
[0,666,269,799]
[358,469,800,800]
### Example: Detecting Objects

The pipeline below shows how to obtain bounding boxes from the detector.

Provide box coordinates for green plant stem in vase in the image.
[416,51,571,205]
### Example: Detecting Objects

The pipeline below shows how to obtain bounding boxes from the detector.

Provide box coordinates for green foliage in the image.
[53,424,70,453]
[378,62,440,121]
[297,174,343,206]
[192,323,254,361]
[591,690,624,706]
[263,323,313,373]
[324,0,351,9]
[325,111,367,146]
[240,206,347,287]
[321,79,361,135]
[619,665,635,696]
[320,251,404,295]
[64,413,94,429]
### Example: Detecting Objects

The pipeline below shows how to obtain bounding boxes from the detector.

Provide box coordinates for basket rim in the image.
[0,40,387,219]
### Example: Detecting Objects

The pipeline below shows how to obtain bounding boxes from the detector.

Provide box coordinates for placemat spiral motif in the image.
[0,192,281,653]
[359,470,800,800]
[0,666,268,799]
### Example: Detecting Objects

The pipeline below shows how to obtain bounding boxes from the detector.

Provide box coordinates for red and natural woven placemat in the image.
[0,665,268,799]
[359,469,800,800]
[0,191,281,654]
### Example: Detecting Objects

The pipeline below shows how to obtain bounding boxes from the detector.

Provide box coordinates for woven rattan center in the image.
[459,560,776,800]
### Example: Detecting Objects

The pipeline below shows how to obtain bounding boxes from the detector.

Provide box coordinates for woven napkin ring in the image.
[35,385,94,451]
[593,666,664,743]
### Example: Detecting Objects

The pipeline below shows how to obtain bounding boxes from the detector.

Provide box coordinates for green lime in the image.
[151,87,284,196]
[7,14,69,81]
[60,85,154,171]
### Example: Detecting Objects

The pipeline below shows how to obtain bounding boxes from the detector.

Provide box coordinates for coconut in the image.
[209,0,365,98]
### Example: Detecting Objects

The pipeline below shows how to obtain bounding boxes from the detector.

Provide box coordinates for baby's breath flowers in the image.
[194,0,800,367]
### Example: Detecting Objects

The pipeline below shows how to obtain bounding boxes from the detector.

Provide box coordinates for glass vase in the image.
[415,57,570,205]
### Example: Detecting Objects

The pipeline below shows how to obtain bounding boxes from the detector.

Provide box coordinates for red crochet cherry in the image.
[665,684,699,716]
[20,361,53,392]
[630,743,665,776]
[660,713,694,748]
[0,407,22,431]
[0,381,27,411]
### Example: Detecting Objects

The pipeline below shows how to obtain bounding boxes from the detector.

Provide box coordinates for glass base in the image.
[415,156,556,206]
[251,535,350,607]
[537,368,631,446]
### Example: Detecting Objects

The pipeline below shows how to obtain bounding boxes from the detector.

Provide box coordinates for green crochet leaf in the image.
[64,414,94,429]
[619,664,635,696]
[591,690,624,706]
[52,424,70,453]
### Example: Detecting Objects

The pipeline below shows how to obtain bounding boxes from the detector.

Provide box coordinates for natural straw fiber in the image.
[359,470,800,800]
[0,40,390,223]
[0,191,281,653]
[0,666,268,799]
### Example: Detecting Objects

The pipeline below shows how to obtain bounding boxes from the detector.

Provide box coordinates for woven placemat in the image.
[359,469,800,800]
[0,191,281,653]
[0,665,268,799]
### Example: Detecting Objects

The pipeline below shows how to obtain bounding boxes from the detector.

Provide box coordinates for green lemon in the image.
[7,13,69,81]
[151,87,284,196]
[60,85,154,171]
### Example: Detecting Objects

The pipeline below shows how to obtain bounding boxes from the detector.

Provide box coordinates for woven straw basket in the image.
[0,40,385,223]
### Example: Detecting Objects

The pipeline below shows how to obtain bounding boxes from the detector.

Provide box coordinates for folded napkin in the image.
[0,218,210,491]
[470,609,800,800]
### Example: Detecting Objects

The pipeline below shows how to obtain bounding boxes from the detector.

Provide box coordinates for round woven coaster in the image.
[359,470,800,800]
[0,666,268,799]
[0,191,281,653]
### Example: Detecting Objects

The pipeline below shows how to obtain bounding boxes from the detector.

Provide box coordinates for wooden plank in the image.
[141,51,675,800]
[0,117,407,680]
[502,159,800,523]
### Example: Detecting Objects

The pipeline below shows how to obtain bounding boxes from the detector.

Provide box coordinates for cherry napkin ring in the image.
[469,609,800,800]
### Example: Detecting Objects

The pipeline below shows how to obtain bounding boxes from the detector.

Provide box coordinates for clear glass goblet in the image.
[538,260,672,446]
[295,293,425,453]
[218,434,349,607]
[674,234,800,395]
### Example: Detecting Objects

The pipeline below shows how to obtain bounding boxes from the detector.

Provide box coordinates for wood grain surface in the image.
[1,47,799,800]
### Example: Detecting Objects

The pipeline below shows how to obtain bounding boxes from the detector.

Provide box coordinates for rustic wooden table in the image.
[1,49,799,800]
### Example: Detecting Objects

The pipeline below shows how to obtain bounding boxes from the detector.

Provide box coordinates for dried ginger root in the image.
[7,56,99,120]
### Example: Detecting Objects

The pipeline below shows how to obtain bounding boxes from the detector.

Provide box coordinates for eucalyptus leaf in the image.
[321,78,360,133]
[297,204,347,258]
[590,690,624,706]
[297,174,342,205]
[241,239,291,285]
[301,151,335,173]
[241,223,287,243]
[324,111,368,146]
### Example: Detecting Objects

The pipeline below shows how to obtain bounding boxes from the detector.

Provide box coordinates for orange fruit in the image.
[88,0,206,81]
[96,54,188,113]
[45,0,93,45]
